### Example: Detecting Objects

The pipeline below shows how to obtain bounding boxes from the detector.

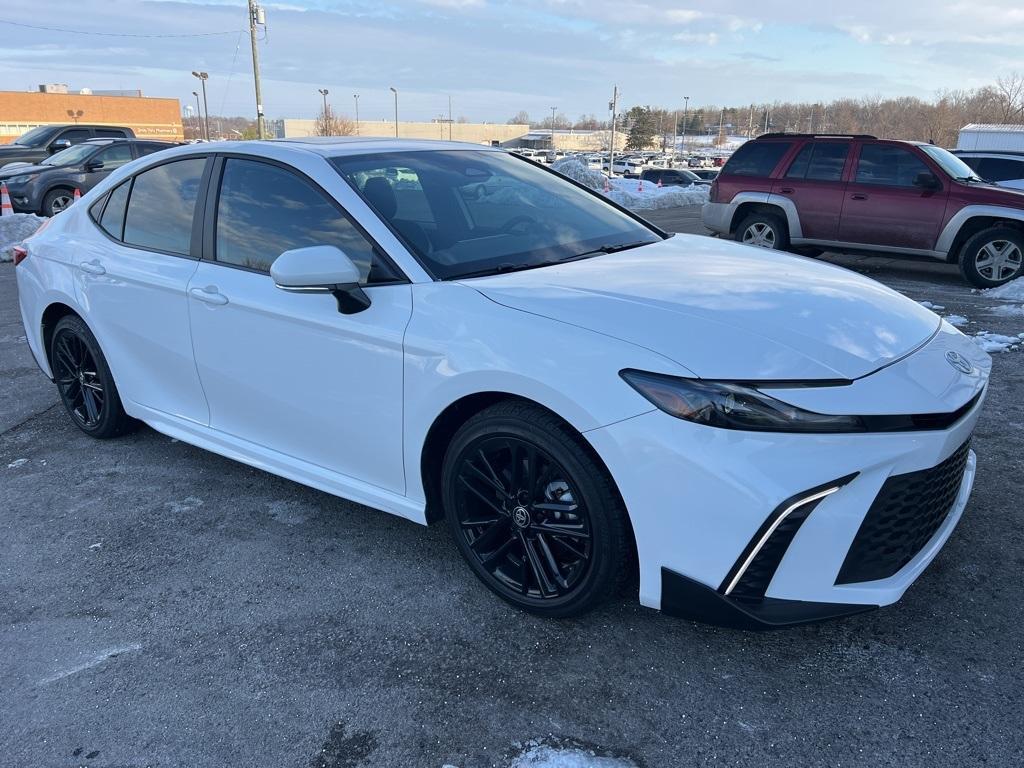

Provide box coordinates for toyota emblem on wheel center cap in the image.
[511,506,531,528]
[945,350,974,374]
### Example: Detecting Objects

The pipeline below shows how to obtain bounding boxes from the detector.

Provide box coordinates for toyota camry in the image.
[14,138,991,628]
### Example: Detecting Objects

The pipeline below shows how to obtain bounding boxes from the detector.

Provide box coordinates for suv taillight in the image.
[11,245,28,266]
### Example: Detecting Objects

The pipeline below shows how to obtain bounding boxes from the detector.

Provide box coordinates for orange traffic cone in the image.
[73,188,82,204]
[657,178,663,188]
[603,177,611,194]
[0,183,12,216]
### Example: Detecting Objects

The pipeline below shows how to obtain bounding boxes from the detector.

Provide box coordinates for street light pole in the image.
[192,91,202,139]
[318,88,329,117]
[550,106,557,151]
[389,87,398,137]
[353,94,360,134]
[448,94,453,141]
[681,95,690,153]
[608,85,618,176]
[191,72,210,141]
[247,0,266,138]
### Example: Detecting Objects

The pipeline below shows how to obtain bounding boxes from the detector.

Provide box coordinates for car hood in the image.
[461,236,942,381]
[0,163,49,178]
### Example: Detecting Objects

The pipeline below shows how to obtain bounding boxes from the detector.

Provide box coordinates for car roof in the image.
[270,137,501,156]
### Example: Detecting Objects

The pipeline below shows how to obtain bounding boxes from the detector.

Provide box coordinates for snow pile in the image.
[510,744,638,768]
[970,331,1024,353]
[552,158,709,211]
[981,278,1024,301]
[0,213,45,262]
[918,300,945,310]
[944,314,969,327]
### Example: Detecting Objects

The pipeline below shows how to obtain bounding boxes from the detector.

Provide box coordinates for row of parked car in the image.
[511,147,725,185]
[702,132,1024,288]
[0,123,180,216]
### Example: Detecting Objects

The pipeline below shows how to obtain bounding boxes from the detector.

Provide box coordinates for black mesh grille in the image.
[836,441,971,585]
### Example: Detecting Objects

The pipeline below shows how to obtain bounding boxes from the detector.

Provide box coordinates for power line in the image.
[0,18,244,38]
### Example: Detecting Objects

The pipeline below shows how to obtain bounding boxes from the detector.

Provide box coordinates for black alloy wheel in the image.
[50,315,135,438]
[443,401,630,617]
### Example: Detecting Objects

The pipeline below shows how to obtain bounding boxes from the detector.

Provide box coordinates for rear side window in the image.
[976,157,1024,182]
[136,142,173,158]
[123,158,206,255]
[99,181,130,240]
[95,129,129,138]
[854,145,930,187]
[95,144,133,170]
[785,142,849,181]
[723,141,793,177]
[214,158,392,283]
[56,129,90,146]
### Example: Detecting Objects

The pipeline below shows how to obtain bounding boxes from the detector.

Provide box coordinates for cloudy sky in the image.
[2,0,1023,123]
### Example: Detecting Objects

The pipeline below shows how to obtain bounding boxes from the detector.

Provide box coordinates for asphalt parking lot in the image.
[2,208,1023,767]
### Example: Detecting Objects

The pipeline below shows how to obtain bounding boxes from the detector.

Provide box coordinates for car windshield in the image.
[12,125,56,147]
[332,150,662,280]
[920,145,982,181]
[42,143,100,167]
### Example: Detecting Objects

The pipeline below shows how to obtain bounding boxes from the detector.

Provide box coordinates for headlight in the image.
[620,369,865,433]
[7,173,37,185]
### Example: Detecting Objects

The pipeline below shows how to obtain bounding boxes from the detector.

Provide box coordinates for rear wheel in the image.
[50,315,135,438]
[958,227,1024,288]
[735,212,789,251]
[442,401,630,618]
[42,188,75,217]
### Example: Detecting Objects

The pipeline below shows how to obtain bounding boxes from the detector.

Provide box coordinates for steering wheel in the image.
[500,215,542,235]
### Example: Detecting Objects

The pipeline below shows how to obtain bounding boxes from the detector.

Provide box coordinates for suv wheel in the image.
[735,212,789,251]
[442,401,631,618]
[43,188,75,217]
[958,227,1024,288]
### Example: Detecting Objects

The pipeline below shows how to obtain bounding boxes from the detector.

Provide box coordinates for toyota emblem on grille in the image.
[945,350,973,374]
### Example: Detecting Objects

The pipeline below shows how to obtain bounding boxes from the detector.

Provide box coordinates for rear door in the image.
[75,156,211,423]
[838,142,949,251]
[772,140,851,241]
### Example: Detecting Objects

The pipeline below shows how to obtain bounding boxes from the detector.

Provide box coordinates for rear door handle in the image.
[778,187,795,194]
[189,286,229,305]
[850,194,868,201]
[77,260,106,275]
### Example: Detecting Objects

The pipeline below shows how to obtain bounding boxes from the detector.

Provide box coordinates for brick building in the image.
[0,90,183,144]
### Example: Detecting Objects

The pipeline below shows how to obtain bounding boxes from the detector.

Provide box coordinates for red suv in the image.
[702,133,1024,287]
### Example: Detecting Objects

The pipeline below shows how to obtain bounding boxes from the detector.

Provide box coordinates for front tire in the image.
[442,401,630,618]
[42,188,75,217]
[958,227,1024,288]
[735,212,789,251]
[50,315,135,438]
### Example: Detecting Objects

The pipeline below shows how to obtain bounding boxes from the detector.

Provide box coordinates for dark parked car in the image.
[689,168,719,181]
[0,124,135,169]
[0,138,177,216]
[953,150,1024,191]
[702,132,1024,287]
[639,168,709,187]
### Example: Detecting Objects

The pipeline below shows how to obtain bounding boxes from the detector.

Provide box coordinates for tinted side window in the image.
[805,142,850,181]
[96,144,133,170]
[56,129,90,146]
[785,145,813,178]
[136,142,172,158]
[123,158,206,255]
[977,157,1024,182]
[95,129,129,138]
[855,145,930,187]
[214,158,390,283]
[724,141,793,177]
[99,181,130,240]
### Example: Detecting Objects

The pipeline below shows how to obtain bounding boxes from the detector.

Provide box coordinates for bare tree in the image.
[507,110,530,125]
[315,105,355,137]
[994,72,1024,122]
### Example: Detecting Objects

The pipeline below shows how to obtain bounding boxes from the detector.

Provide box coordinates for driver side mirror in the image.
[270,245,370,315]
[84,160,104,172]
[49,139,71,154]
[913,172,941,191]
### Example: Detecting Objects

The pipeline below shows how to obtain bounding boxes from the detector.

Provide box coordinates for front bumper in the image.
[584,328,989,626]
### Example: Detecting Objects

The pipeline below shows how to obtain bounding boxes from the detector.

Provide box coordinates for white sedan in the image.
[15,138,991,628]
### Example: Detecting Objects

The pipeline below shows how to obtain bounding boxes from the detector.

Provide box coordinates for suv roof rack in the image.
[758,132,877,139]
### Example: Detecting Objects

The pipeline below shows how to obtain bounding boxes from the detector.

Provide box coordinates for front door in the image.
[187,157,411,493]
[838,143,949,251]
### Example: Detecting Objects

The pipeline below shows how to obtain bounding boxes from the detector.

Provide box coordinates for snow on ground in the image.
[944,314,969,327]
[0,213,45,262]
[971,331,1024,353]
[918,300,945,310]
[508,742,638,768]
[551,158,709,211]
[981,277,1024,301]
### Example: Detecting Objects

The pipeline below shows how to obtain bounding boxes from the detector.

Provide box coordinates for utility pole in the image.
[448,94,453,141]
[353,94,360,134]
[191,71,210,141]
[764,106,770,134]
[747,104,754,138]
[390,87,399,137]
[608,85,618,176]
[681,95,690,154]
[550,106,557,151]
[247,0,266,139]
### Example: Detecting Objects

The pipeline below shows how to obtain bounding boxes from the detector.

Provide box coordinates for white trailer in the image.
[956,124,1024,151]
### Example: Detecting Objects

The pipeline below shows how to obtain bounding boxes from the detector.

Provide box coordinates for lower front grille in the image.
[836,441,971,585]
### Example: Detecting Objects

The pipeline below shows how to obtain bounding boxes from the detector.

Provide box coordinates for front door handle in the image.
[77,260,106,275]
[189,286,229,305]
[850,194,868,201]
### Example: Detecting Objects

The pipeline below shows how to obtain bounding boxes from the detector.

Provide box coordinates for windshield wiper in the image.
[453,261,551,279]
[572,239,657,259]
